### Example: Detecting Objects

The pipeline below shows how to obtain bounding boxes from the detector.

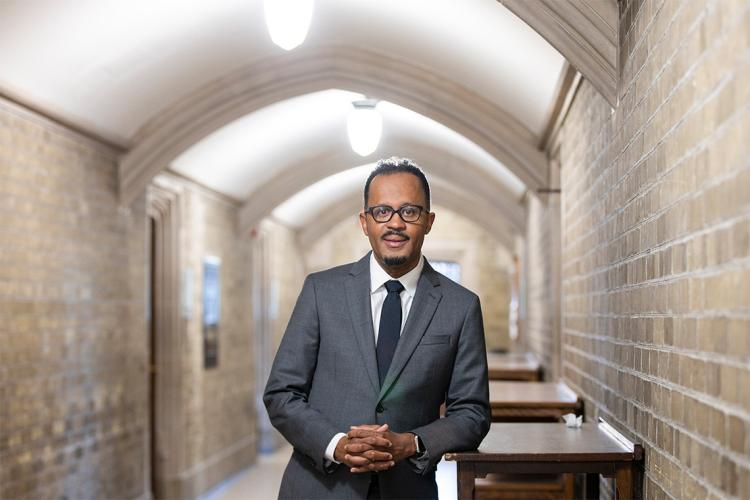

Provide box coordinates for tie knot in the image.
[384,280,404,294]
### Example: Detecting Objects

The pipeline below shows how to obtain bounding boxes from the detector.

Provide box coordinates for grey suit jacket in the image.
[264,253,491,499]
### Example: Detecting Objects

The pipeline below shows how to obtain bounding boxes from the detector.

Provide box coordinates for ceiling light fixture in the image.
[347,99,382,157]
[264,0,314,51]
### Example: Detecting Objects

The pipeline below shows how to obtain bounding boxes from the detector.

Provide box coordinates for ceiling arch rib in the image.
[498,0,618,106]
[296,180,516,251]
[119,44,547,206]
[237,138,527,237]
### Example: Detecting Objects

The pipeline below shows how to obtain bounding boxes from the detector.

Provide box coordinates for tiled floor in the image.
[198,445,292,500]
[199,445,458,500]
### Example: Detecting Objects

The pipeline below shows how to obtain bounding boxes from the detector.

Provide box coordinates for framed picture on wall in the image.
[203,256,221,369]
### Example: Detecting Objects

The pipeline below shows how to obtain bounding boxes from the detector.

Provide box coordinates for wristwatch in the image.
[413,434,425,456]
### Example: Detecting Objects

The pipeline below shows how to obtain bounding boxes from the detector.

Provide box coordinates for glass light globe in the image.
[264,0,314,51]
[347,101,382,157]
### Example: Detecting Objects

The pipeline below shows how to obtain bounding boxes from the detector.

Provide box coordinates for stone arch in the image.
[498,0,618,106]
[119,44,546,206]
[238,136,526,236]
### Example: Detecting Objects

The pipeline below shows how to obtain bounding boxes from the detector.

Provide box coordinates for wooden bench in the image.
[445,422,644,500]
[486,352,542,381]
[474,473,574,500]
[477,381,582,498]
[489,381,582,422]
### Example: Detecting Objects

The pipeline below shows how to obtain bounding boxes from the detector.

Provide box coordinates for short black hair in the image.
[364,157,431,210]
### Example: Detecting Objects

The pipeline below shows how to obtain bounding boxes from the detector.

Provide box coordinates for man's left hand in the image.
[346,424,417,472]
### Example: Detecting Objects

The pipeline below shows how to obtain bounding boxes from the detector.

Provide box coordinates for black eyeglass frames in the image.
[365,204,425,223]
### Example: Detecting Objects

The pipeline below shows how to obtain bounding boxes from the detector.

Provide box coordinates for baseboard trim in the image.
[159,434,257,499]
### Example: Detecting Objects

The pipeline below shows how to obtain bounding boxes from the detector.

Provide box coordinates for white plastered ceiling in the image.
[0,0,567,239]
[0,0,563,145]
[171,90,526,201]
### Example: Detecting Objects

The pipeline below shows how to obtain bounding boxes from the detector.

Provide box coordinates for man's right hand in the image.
[334,424,395,473]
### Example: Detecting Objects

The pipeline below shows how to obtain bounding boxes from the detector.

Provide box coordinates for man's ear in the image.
[424,212,435,234]
[359,211,369,236]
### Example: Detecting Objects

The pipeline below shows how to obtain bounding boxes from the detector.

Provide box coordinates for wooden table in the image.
[446,423,643,500]
[486,352,542,381]
[489,381,582,421]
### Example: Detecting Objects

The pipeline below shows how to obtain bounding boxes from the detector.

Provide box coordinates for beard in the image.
[383,255,408,267]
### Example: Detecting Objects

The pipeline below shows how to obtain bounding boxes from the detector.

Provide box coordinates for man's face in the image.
[359,172,435,277]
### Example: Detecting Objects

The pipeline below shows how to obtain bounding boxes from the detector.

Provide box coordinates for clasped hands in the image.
[334,424,417,473]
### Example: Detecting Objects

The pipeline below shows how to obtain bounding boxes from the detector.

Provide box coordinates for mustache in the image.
[382,230,410,241]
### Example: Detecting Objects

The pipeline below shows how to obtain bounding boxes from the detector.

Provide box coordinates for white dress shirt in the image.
[369,253,424,343]
[324,254,425,463]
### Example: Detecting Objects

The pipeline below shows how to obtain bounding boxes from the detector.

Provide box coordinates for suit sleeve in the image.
[263,274,340,474]
[409,294,491,473]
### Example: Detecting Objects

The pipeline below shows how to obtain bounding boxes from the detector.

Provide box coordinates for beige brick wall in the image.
[0,99,148,499]
[251,219,308,451]
[524,194,560,378]
[0,99,257,498]
[257,219,306,354]
[173,176,256,496]
[524,0,750,497]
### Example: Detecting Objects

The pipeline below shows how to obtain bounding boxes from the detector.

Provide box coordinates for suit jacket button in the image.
[376,403,384,413]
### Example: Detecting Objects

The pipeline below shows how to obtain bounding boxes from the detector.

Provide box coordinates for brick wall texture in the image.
[525,194,560,378]
[0,101,148,499]
[167,176,257,496]
[525,0,750,498]
[258,219,306,355]
[0,104,258,499]
[252,219,307,451]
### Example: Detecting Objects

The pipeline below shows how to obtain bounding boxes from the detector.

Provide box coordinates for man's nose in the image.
[387,212,407,228]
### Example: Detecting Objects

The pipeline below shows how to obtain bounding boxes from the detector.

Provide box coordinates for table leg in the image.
[456,462,475,500]
[615,464,635,499]
[584,473,600,499]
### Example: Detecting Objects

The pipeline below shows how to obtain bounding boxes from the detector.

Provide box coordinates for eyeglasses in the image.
[365,204,425,223]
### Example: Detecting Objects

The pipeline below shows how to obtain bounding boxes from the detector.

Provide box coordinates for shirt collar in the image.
[369,252,424,298]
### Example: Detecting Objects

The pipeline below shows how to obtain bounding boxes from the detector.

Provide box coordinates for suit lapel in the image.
[344,253,380,396]
[378,261,442,401]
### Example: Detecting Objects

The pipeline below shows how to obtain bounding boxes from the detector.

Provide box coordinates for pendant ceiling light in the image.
[347,99,382,157]
[264,0,314,51]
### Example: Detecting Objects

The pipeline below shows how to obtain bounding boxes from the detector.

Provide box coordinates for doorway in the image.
[146,181,186,499]
[148,215,158,497]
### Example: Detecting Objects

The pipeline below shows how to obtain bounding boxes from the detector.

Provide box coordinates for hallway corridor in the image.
[1,0,750,499]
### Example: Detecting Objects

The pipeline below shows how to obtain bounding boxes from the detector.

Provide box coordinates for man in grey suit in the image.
[264,157,491,499]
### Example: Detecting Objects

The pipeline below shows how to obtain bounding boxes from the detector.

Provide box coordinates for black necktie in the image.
[376,280,405,386]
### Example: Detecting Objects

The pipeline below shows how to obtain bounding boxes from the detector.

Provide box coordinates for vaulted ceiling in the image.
[0,0,618,247]
[0,0,564,144]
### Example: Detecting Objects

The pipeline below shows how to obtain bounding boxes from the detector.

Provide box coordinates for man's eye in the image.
[374,207,389,216]
[402,207,417,217]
